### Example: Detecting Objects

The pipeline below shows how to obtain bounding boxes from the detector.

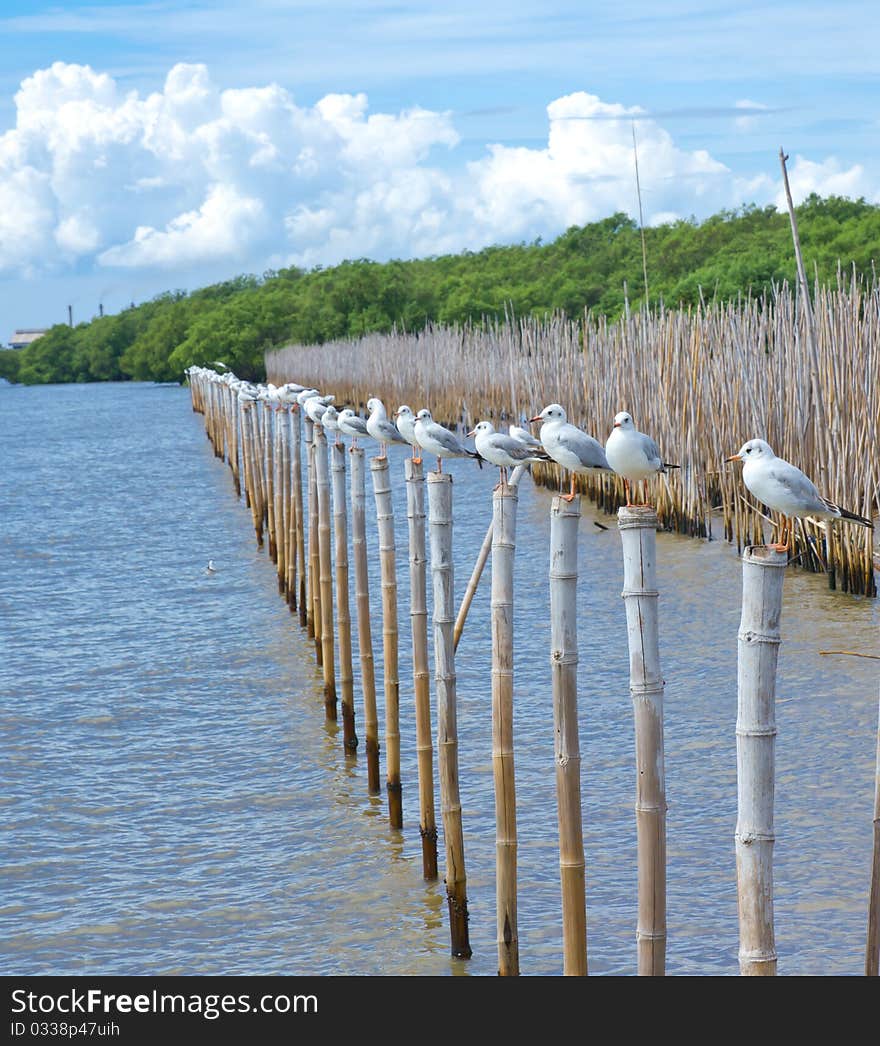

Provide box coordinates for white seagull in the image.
[393,405,421,461]
[321,404,342,444]
[725,438,873,552]
[205,559,217,575]
[508,416,544,451]
[605,411,679,506]
[414,408,482,473]
[467,420,548,489]
[336,408,370,449]
[529,403,611,502]
[366,397,408,459]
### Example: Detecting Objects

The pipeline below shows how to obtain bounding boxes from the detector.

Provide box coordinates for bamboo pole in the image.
[315,425,336,718]
[427,471,472,958]
[265,403,278,562]
[405,457,438,878]
[619,505,667,976]
[283,408,298,610]
[550,495,588,975]
[305,417,321,660]
[243,404,263,546]
[491,481,519,975]
[351,447,381,793]
[291,404,306,621]
[371,454,403,827]
[735,544,786,976]
[273,406,286,590]
[867,682,880,976]
[332,441,357,749]
[453,462,527,652]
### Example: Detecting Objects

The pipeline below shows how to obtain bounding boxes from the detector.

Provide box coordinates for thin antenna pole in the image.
[632,122,649,306]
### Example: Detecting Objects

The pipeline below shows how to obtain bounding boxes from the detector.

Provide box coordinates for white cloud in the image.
[0,61,877,283]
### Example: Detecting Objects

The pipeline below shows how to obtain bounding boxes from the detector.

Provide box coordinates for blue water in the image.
[1,381,877,975]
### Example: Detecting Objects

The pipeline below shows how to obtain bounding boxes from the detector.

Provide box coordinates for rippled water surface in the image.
[1,381,877,976]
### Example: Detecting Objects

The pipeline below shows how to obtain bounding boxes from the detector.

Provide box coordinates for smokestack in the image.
[68,304,73,327]
[99,303,104,318]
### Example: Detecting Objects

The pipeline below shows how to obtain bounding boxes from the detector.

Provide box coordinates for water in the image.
[1,381,877,976]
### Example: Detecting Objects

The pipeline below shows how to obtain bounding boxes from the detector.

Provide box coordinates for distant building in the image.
[7,328,48,350]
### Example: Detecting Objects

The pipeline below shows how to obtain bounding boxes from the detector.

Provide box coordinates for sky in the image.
[0,0,877,333]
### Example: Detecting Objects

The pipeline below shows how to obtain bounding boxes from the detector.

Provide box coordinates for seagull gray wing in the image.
[376,419,408,443]
[429,425,470,453]
[493,433,545,460]
[565,429,611,469]
[346,415,369,435]
[766,462,827,512]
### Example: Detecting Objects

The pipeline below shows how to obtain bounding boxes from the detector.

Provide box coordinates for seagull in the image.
[336,408,370,449]
[321,405,342,443]
[305,396,332,425]
[414,408,482,473]
[529,403,611,502]
[508,417,544,451]
[725,438,873,553]
[394,405,421,461]
[605,411,679,507]
[468,420,549,489]
[366,397,409,459]
[205,559,217,575]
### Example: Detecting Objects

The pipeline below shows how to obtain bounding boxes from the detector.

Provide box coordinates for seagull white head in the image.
[416,408,433,422]
[367,397,385,414]
[612,411,634,429]
[467,420,495,437]
[725,438,775,463]
[395,404,414,419]
[529,403,567,424]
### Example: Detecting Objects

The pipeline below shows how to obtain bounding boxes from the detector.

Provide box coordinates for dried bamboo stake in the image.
[273,407,286,589]
[405,457,438,878]
[371,454,403,827]
[736,544,786,976]
[454,462,527,651]
[315,425,337,718]
[550,495,587,975]
[619,505,667,976]
[351,447,381,793]
[278,406,290,595]
[427,471,472,958]
[283,408,298,610]
[265,403,278,562]
[867,682,880,976]
[491,481,519,975]
[305,417,322,661]
[291,404,306,621]
[332,441,357,749]
[242,404,263,546]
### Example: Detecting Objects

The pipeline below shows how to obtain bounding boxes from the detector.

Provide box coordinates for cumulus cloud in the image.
[0,61,877,282]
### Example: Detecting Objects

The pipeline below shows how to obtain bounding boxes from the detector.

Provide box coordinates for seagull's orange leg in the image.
[561,472,577,503]
[771,515,789,553]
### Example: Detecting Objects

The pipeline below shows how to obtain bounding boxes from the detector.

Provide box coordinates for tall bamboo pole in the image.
[291,404,306,621]
[351,448,381,793]
[282,408,298,609]
[491,481,519,975]
[427,471,471,958]
[866,682,880,976]
[332,441,357,749]
[736,544,786,976]
[305,417,321,660]
[265,403,278,562]
[453,462,527,652]
[619,505,667,976]
[315,425,337,718]
[243,404,263,546]
[371,455,403,827]
[550,494,587,975]
[405,457,438,878]
[273,406,286,590]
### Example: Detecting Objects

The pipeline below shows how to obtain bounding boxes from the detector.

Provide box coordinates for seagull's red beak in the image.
[612,421,621,428]
[724,453,742,463]
[528,414,542,424]
[466,429,476,437]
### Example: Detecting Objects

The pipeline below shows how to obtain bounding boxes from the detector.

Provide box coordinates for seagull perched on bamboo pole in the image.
[725,438,873,553]
[414,408,482,473]
[605,411,679,507]
[529,403,611,502]
[366,397,408,459]
[467,420,549,489]
[393,405,421,461]
[336,408,370,449]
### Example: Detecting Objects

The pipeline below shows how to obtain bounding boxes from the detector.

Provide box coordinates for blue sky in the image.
[1,0,877,332]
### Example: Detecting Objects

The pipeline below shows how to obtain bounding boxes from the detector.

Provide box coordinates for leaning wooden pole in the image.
[351,448,381,794]
[315,425,337,719]
[371,454,403,828]
[291,404,306,622]
[405,457,438,878]
[619,505,667,976]
[736,544,786,976]
[550,495,588,976]
[427,471,472,958]
[332,441,357,749]
[865,682,880,976]
[305,418,322,661]
[491,480,519,975]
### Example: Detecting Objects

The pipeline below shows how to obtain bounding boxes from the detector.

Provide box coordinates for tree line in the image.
[1,193,877,386]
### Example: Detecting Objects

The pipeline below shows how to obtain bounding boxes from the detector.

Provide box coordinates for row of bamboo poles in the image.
[267,280,878,596]
[186,364,879,975]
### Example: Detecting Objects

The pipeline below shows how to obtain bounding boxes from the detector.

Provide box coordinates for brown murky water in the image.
[1,382,877,975]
